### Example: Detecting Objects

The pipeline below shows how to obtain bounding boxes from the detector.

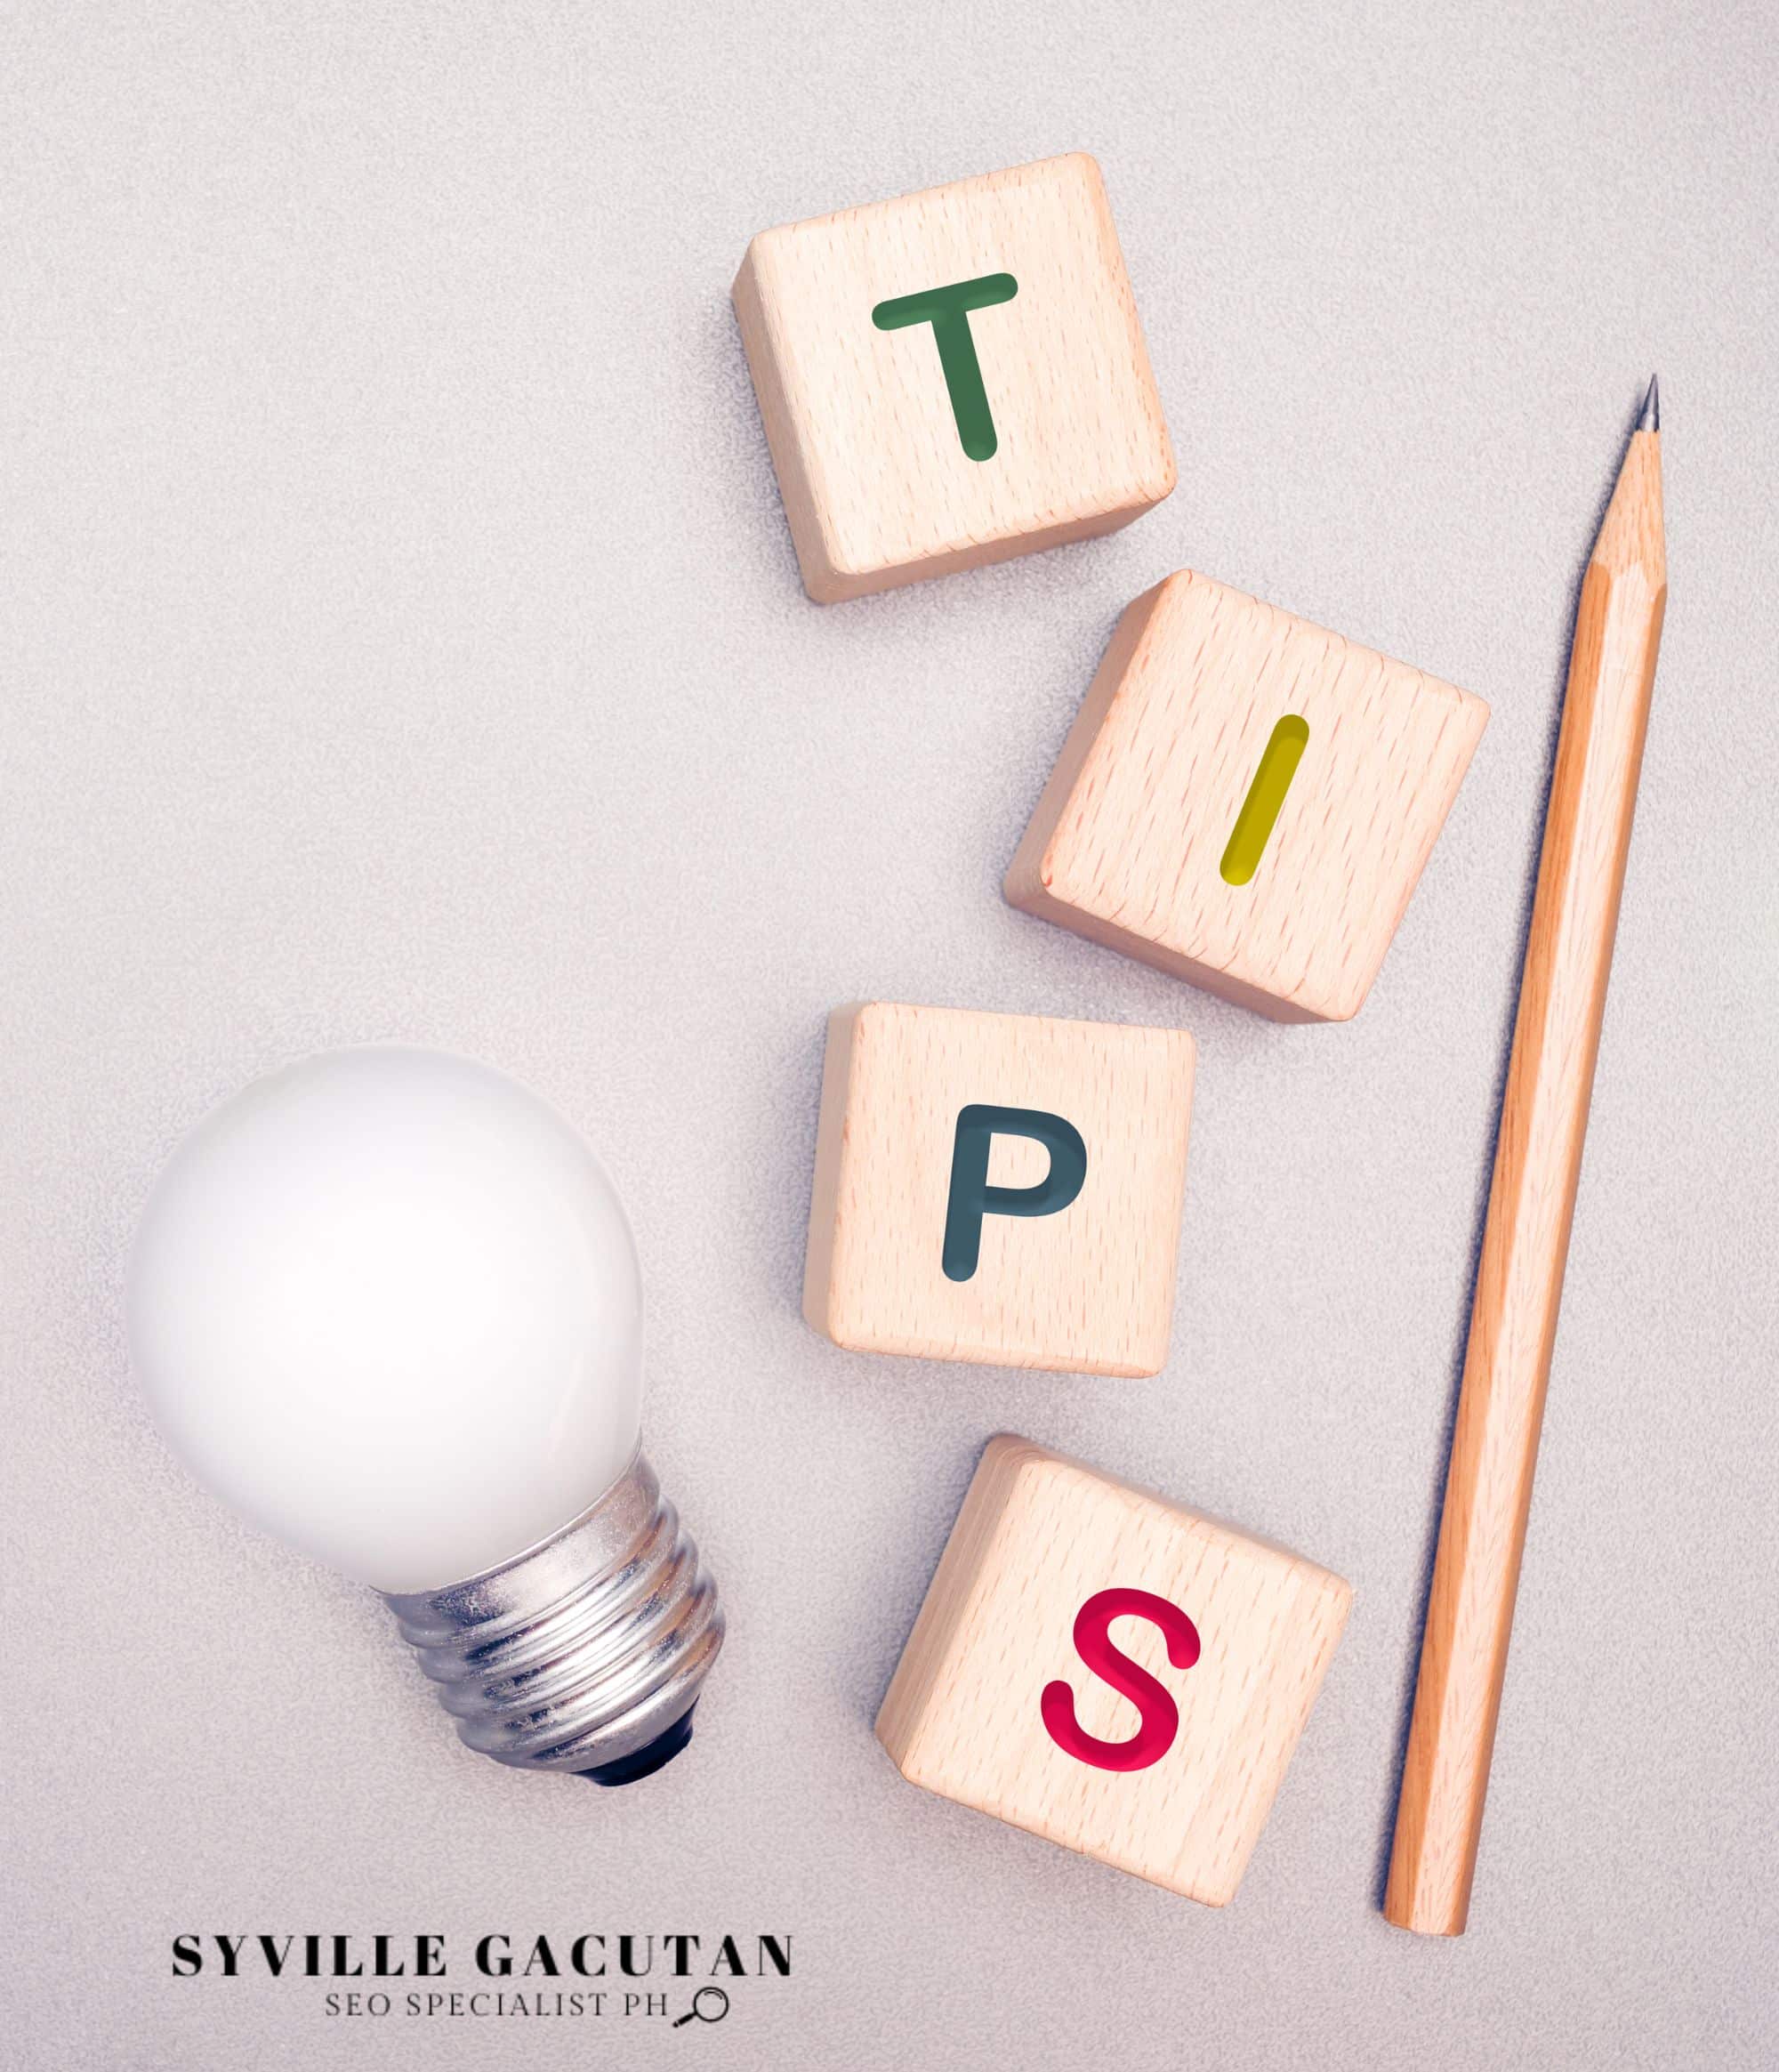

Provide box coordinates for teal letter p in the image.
[942,1105,1087,1283]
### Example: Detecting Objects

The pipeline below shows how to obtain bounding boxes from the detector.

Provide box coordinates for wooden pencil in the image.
[1385,379,1669,1936]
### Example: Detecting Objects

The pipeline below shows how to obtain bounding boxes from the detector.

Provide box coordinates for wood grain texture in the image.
[1385,425,1667,1936]
[1005,569,1490,1020]
[803,1002,1194,1375]
[733,154,1174,602]
[877,1436,1352,1906]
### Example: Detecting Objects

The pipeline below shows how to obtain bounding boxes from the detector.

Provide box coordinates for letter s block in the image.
[733,154,1175,602]
[804,1004,1193,1375]
[877,1437,1352,1907]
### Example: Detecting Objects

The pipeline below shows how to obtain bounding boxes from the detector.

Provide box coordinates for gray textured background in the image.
[4,4,1776,2068]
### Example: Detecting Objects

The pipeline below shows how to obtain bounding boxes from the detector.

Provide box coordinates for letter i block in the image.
[877,1437,1352,1907]
[803,1003,1194,1375]
[733,154,1175,601]
[1006,570,1492,1020]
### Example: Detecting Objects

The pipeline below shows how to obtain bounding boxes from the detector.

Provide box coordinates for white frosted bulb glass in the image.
[130,1047,642,1592]
[127,1047,722,1782]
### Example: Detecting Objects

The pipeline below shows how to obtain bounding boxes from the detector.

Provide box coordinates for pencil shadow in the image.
[1369,386,1646,1910]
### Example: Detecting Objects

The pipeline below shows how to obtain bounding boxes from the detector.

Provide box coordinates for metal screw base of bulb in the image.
[381,1453,723,1778]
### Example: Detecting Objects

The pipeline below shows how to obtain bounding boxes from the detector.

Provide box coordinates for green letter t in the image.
[872,272,1018,462]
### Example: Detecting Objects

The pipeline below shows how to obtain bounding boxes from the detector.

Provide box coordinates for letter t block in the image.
[734,155,1176,601]
[803,1003,1194,1375]
[877,1437,1353,1906]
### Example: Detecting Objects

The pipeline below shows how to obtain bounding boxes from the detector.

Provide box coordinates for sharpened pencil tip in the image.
[1637,374,1660,433]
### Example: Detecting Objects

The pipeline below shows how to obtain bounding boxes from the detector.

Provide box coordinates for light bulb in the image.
[126,1045,723,1783]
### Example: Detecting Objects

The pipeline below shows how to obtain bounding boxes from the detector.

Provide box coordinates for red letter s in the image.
[1040,1587,1201,1772]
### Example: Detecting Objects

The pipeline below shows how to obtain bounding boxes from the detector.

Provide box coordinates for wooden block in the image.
[733,153,1175,603]
[1005,569,1491,1021]
[877,1436,1352,1907]
[803,1002,1193,1375]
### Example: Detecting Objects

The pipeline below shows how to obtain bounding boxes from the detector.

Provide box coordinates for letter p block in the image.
[803,1003,1194,1375]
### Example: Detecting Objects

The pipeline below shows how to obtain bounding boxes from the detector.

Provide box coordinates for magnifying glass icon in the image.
[672,1986,730,2028]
